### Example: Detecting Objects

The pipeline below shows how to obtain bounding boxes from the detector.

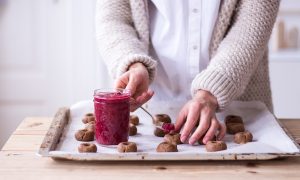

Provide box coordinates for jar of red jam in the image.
[94,89,131,145]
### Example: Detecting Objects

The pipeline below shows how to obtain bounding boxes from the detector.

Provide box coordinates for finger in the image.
[135,90,154,105]
[180,105,201,143]
[114,73,129,89]
[126,77,138,98]
[174,105,188,132]
[217,122,226,140]
[130,90,154,112]
[202,118,219,144]
[188,108,212,145]
[129,98,139,112]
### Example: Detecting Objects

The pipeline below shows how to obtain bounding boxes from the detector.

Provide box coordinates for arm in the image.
[177,0,280,145]
[95,0,156,81]
[191,0,280,110]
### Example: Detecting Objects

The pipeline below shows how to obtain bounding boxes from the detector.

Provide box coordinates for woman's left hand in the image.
[175,90,226,145]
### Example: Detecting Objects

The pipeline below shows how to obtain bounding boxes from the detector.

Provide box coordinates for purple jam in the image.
[162,123,175,134]
[94,89,131,145]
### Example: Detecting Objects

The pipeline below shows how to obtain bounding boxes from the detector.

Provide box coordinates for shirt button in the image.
[192,8,198,13]
[193,45,198,50]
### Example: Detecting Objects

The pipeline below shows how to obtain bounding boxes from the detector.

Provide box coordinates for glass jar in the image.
[93,88,131,145]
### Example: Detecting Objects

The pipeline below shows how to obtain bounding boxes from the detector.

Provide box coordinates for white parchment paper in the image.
[54,101,299,155]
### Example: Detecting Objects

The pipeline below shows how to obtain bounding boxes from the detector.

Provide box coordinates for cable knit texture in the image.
[96,0,280,112]
[95,0,156,81]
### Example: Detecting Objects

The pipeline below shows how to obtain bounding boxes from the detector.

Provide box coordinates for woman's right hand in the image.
[115,62,154,111]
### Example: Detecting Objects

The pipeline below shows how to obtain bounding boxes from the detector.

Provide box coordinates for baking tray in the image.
[38,101,300,161]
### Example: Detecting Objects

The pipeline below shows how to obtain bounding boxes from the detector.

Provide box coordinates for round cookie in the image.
[225,115,243,125]
[85,121,95,132]
[227,123,245,134]
[82,113,95,124]
[154,127,165,137]
[130,115,139,126]
[234,131,253,144]
[156,142,178,152]
[153,114,171,125]
[225,115,245,134]
[75,129,94,141]
[129,124,137,136]
[164,133,181,145]
[205,141,227,152]
[78,143,97,153]
[117,142,137,153]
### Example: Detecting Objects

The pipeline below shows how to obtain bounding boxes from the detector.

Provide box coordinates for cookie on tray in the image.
[78,143,97,153]
[75,129,94,141]
[117,142,137,153]
[205,141,227,152]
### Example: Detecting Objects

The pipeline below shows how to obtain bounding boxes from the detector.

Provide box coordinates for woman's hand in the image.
[175,90,226,145]
[115,62,154,111]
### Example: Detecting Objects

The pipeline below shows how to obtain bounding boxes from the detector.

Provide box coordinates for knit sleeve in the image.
[95,0,157,82]
[191,0,280,111]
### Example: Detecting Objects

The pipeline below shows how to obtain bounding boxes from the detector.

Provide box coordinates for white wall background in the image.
[0,0,112,148]
[0,0,299,148]
[269,0,300,118]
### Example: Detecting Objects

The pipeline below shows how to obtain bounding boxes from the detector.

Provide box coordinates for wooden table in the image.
[0,117,300,180]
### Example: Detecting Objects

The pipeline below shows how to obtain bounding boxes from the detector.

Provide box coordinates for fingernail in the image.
[181,135,187,143]
[189,138,196,145]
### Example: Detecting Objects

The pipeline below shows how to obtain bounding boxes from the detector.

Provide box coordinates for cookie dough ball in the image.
[78,143,97,153]
[225,115,243,125]
[205,141,227,152]
[234,131,253,144]
[227,123,245,134]
[82,113,95,124]
[198,135,217,145]
[129,124,137,136]
[130,115,139,126]
[154,127,166,137]
[153,114,171,125]
[156,142,178,152]
[117,142,137,153]
[225,115,245,134]
[75,129,94,141]
[164,133,181,145]
[85,121,95,132]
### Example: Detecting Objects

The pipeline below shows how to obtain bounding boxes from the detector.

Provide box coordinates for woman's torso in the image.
[148,0,220,110]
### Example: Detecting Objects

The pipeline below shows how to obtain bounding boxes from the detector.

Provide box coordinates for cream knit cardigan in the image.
[96,0,280,111]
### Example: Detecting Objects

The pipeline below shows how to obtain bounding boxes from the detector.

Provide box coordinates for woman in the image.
[96,0,280,145]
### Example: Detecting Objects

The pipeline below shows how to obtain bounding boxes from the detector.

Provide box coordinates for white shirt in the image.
[148,0,220,109]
